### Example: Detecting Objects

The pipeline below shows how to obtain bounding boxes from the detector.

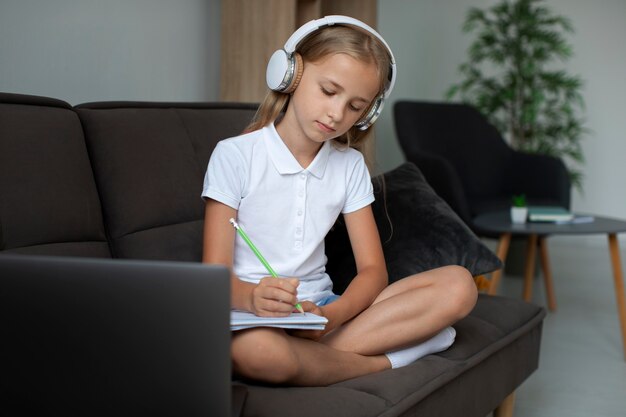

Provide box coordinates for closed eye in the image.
[321,85,366,112]
[349,103,364,112]
[321,87,334,96]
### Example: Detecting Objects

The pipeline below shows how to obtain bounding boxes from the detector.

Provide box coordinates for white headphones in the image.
[266,15,397,131]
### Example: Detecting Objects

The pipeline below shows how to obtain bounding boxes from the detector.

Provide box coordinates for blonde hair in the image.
[244,25,393,169]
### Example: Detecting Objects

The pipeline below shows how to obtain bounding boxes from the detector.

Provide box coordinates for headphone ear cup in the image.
[355,96,384,131]
[266,49,290,91]
[266,50,303,93]
[283,53,303,94]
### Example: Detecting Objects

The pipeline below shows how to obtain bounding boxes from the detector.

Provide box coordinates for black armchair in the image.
[393,100,571,232]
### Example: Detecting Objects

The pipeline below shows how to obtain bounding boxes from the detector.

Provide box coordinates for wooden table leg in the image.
[494,391,515,417]
[539,237,557,311]
[523,234,538,302]
[607,233,626,360]
[488,232,512,295]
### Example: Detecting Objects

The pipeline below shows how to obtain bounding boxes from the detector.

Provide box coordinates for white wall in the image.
[1,0,624,220]
[0,0,221,104]
[376,0,626,220]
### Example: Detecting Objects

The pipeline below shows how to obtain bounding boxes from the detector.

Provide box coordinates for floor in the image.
[485,235,626,417]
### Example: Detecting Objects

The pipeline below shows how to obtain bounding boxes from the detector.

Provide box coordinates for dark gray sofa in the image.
[0,92,545,417]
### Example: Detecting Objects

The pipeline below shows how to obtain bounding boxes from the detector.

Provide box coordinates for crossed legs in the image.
[231,265,477,386]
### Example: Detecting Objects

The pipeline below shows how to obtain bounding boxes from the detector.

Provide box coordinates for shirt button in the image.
[297,209,303,216]
[295,241,302,249]
[300,173,306,180]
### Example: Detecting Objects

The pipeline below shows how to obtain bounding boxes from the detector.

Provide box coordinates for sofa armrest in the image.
[510,151,571,209]
[405,151,474,225]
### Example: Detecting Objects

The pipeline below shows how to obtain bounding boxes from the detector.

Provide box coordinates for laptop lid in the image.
[1,255,231,417]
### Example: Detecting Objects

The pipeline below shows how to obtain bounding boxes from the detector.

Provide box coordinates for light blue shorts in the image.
[316,294,340,307]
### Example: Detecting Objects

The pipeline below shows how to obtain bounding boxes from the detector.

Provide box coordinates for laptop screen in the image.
[1,255,230,417]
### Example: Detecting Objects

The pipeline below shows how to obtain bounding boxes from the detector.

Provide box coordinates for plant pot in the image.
[510,206,528,224]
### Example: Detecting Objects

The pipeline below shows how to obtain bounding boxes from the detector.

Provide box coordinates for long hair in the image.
[244,25,392,169]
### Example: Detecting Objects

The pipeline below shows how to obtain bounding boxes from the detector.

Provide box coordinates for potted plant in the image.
[511,194,528,224]
[446,0,587,191]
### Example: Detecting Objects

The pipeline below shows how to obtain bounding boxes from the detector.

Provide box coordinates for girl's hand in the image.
[250,277,300,317]
[288,301,331,341]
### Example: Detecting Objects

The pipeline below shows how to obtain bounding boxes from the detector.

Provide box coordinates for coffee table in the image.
[473,211,626,360]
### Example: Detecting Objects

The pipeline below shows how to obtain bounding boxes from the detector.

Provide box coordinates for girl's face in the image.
[278,53,380,147]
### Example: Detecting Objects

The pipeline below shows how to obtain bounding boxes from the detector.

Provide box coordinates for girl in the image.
[202,16,477,386]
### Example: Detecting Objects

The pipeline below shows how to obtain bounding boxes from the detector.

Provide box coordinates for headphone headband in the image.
[282,15,396,98]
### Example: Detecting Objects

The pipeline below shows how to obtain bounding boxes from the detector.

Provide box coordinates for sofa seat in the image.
[237,294,544,417]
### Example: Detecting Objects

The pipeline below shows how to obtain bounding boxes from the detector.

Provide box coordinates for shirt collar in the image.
[263,123,330,179]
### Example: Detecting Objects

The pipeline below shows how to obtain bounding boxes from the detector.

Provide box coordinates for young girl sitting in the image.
[202,16,477,386]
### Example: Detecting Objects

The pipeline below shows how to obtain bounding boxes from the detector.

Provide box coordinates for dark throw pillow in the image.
[325,162,502,294]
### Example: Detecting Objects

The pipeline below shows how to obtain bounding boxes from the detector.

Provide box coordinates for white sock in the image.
[385,326,456,369]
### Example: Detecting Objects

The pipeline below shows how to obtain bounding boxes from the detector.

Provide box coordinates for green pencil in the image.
[229,218,305,315]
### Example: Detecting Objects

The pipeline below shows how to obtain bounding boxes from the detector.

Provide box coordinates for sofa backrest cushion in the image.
[0,93,110,258]
[75,102,257,261]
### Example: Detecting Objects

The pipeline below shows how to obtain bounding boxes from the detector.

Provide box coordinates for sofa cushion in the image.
[326,162,502,293]
[0,93,110,257]
[75,102,257,261]
[239,294,545,417]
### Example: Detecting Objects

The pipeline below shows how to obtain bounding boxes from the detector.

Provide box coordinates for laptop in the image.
[1,254,231,417]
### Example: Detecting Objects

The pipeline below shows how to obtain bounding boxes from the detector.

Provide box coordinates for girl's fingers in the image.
[257,277,299,302]
[251,279,302,315]
[255,299,296,317]
[298,301,322,315]
[260,276,299,293]
[255,286,297,305]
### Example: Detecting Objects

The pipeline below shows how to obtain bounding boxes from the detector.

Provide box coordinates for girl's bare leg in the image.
[232,327,390,386]
[232,265,477,386]
[321,265,477,355]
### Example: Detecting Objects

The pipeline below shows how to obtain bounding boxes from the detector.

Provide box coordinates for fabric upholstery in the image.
[76,102,257,260]
[240,293,545,417]
[1,92,546,417]
[393,100,571,230]
[396,103,512,199]
[325,162,502,294]
[0,93,110,257]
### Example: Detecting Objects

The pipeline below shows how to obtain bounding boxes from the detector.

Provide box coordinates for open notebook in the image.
[231,310,328,331]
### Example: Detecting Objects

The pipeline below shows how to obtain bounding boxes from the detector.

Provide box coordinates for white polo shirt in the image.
[202,123,374,303]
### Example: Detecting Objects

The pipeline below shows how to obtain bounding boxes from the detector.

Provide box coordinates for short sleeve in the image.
[201,141,247,210]
[342,153,374,213]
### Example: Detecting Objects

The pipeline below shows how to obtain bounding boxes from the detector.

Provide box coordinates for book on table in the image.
[528,206,574,222]
[231,310,328,331]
